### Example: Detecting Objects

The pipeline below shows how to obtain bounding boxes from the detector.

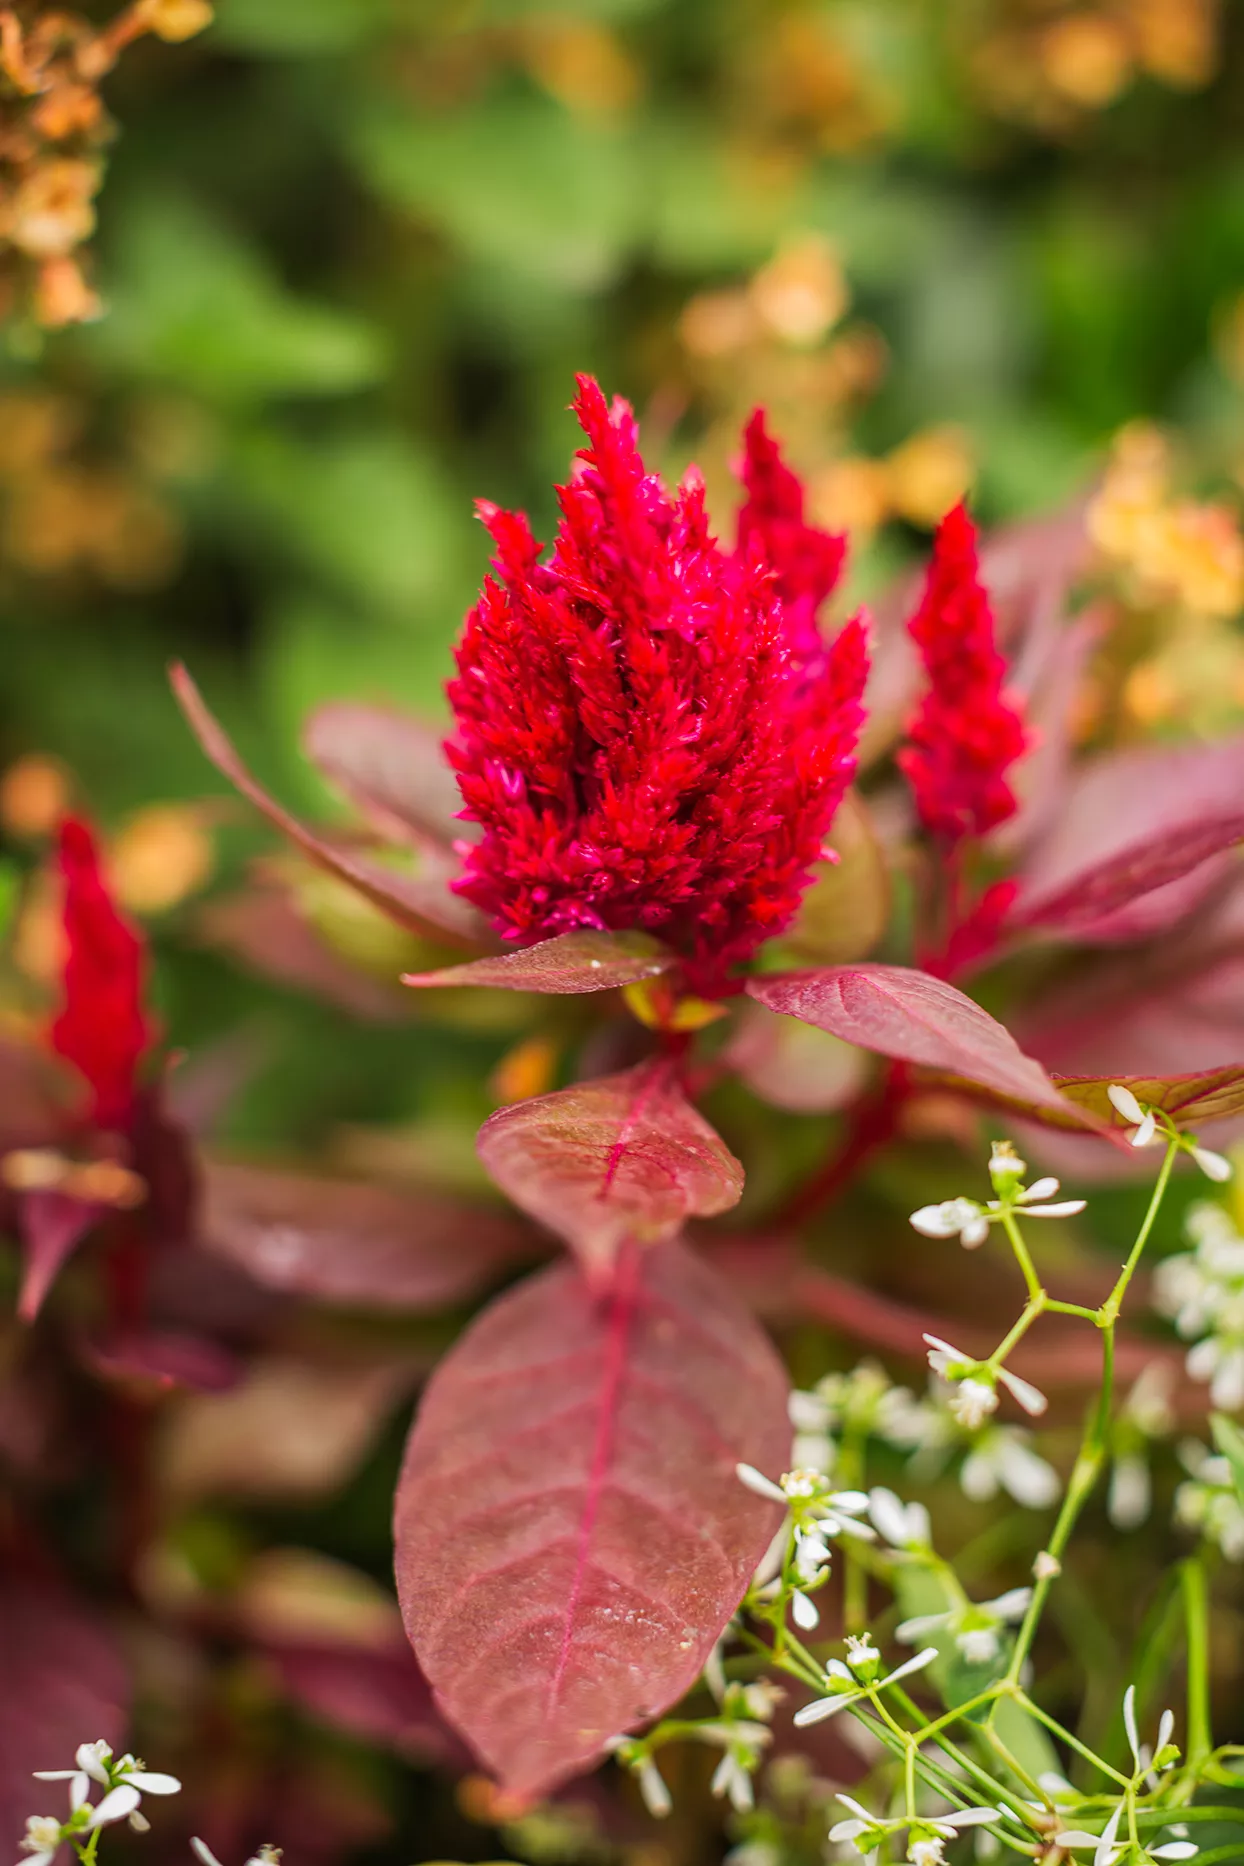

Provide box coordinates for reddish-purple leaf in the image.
[172,664,489,949]
[404,931,674,994]
[394,1241,790,1799]
[304,701,471,853]
[266,1640,459,1764]
[81,1329,242,1393]
[726,1002,867,1114]
[0,1582,129,1853]
[1014,734,1244,932]
[476,1061,744,1277]
[201,1162,532,1309]
[198,884,415,1022]
[17,1190,103,1323]
[748,964,1076,1116]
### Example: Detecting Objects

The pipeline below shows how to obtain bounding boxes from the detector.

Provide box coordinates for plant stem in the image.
[1182,1551,1212,1767]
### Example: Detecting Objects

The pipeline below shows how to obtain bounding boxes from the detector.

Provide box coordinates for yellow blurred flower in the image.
[809,457,891,538]
[131,0,214,43]
[679,288,759,360]
[1127,0,1219,88]
[1038,14,1133,108]
[491,1035,559,1107]
[520,17,641,115]
[1090,423,1244,618]
[108,804,215,914]
[749,234,849,348]
[7,157,100,258]
[0,753,72,839]
[885,425,975,530]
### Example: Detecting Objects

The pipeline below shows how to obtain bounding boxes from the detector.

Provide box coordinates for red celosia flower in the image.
[898,501,1030,844]
[50,816,153,1130]
[447,376,869,992]
[736,409,846,666]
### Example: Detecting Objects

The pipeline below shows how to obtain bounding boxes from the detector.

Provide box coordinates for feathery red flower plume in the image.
[51,816,153,1129]
[898,501,1030,844]
[447,377,868,992]
[736,409,846,665]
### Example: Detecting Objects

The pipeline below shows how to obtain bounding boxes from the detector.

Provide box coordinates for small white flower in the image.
[19,1816,64,1866]
[844,1633,879,1676]
[828,1800,1004,1862]
[868,1486,932,1549]
[736,1463,788,1502]
[961,1425,1060,1509]
[1108,1084,1159,1148]
[1123,1684,1179,1785]
[1175,1440,1244,1559]
[605,1738,673,1819]
[791,1588,820,1630]
[949,1379,998,1430]
[794,1647,938,1726]
[1006,1177,1086,1221]
[86,1787,142,1830]
[910,1198,990,1247]
[695,1719,772,1813]
[898,1588,1031,1667]
[924,1336,1047,1421]
[1056,1802,1125,1866]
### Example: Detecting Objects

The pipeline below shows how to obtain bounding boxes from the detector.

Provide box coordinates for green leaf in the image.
[234,430,468,615]
[91,195,386,403]
[211,0,393,54]
[345,94,643,290]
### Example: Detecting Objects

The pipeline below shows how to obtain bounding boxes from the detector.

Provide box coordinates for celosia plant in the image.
[164,382,1244,1840]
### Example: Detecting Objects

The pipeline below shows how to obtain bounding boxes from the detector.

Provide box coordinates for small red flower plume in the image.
[447,377,869,991]
[50,816,153,1130]
[736,409,847,665]
[898,501,1030,845]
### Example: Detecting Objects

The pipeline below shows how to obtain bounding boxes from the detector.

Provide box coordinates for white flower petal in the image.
[1156,1708,1175,1756]
[791,1589,820,1630]
[190,1841,223,1866]
[1123,1685,1141,1768]
[1108,1084,1146,1126]
[868,1486,911,1546]
[87,1787,141,1829]
[30,1775,76,1784]
[793,1691,856,1727]
[883,1647,939,1687]
[1022,1177,1061,1202]
[120,1773,180,1796]
[1133,1112,1158,1149]
[983,1587,1033,1621]
[911,1206,959,1237]
[1150,1846,1198,1860]
[735,1463,787,1503]
[998,1368,1048,1416]
[895,1612,948,1642]
[828,1819,868,1843]
[961,1217,991,1248]
[1023,1200,1087,1219]
[1192,1146,1232,1183]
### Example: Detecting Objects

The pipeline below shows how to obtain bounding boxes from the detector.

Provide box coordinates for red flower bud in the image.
[50,816,152,1129]
[447,377,869,993]
[899,501,1030,845]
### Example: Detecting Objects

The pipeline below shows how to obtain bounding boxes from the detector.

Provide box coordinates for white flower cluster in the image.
[1108,1086,1231,1182]
[1054,1687,1195,1863]
[829,1794,1005,1865]
[787,1361,929,1473]
[21,1741,180,1866]
[1174,1440,1244,1560]
[1154,1201,1244,1409]
[737,1463,875,1628]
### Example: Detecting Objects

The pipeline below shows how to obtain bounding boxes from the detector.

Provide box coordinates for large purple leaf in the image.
[303,701,470,853]
[404,931,674,994]
[201,1162,532,1309]
[1013,734,1244,932]
[476,1061,744,1278]
[172,665,489,949]
[0,1582,129,1853]
[748,964,1076,1116]
[394,1241,790,1799]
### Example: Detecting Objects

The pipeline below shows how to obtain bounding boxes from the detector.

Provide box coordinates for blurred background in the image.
[4,2,1244,1862]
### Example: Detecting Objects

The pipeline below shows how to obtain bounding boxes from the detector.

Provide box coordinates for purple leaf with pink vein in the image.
[393,1241,790,1799]
[1013,733,1244,932]
[405,930,673,994]
[201,1161,532,1309]
[476,1061,743,1278]
[748,963,1077,1116]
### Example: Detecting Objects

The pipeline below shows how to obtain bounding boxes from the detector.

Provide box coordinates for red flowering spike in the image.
[736,409,846,662]
[898,502,1031,844]
[51,817,153,1130]
[447,377,869,993]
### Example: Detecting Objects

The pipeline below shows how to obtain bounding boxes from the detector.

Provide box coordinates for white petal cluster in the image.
[828,1795,1004,1864]
[897,1587,1032,1667]
[737,1463,875,1627]
[923,1335,1047,1426]
[910,1156,1084,1253]
[21,1740,181,1866]
[1175,1440,1244,1559]
[794,1643,938,1727]
[1154,1202,1244,1409]
[1108,1083,1231,1180]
